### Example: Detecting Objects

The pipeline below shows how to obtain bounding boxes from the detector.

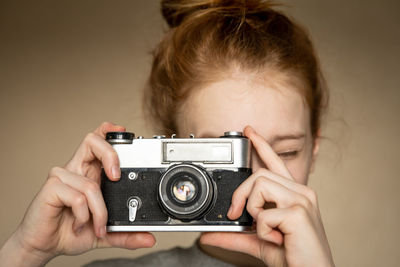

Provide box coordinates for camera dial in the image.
[222,131,244,138]
[106,132,135,144]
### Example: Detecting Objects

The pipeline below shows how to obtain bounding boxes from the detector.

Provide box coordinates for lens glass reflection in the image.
[172,179,196,202]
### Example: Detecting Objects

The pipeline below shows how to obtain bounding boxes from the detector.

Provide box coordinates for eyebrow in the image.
[269,133,305,145]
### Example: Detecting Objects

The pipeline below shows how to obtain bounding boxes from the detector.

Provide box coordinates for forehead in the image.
[179,77,310,139]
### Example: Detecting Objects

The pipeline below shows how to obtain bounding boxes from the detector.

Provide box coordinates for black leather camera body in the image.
[101,131,253,232]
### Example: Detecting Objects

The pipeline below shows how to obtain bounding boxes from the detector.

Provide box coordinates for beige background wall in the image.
[0,0,399,266]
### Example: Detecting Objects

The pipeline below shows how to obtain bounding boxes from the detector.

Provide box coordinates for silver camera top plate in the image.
[110,135,251,169]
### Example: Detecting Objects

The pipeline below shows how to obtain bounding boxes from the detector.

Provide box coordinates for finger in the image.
[200,232,262,259]
[256,205,312,239]
[256,209,284,246]
[66,133,121,180]
[45,176,90,231]
[94,122,126,138]
[246,177,310,219]
[50,167,108,238]
[96,232,156,249]
[244,126,293,180]
[257,206,330,266]
[229,169,317,220]
[253,169,318,205]
[228,168,318,220]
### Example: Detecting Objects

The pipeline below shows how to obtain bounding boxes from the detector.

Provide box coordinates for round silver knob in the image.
[224,131,243,137]
[128,172,137,180]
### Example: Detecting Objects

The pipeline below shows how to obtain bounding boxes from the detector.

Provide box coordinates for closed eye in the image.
[277,150,299,159]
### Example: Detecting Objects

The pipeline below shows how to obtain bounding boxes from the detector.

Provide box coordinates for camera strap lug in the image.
[128,198,139,222]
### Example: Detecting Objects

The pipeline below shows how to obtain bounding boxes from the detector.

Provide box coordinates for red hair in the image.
[144,0,328,137]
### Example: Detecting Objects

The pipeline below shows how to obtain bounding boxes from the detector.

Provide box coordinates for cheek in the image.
[284,159,310,185]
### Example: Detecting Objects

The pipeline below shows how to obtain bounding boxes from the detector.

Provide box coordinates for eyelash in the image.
[277,151,299,159]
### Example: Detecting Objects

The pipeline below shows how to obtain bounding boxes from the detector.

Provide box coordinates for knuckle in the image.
[291,204,308,220]
[256,210,267,224]
[74,194,87,207]
[84,132,97,143]
[254,176,266,187]
[46,175,61,186]
[84,180,99,196]
[49,166,62,176]
[254,169,263,177]
[304,187,318,205]
[254,176,271,191]
[255,168,268,177]
[298,195,313,210]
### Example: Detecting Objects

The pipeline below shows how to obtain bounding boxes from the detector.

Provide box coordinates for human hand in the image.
[0,122,155,267]
[200,126,334,267]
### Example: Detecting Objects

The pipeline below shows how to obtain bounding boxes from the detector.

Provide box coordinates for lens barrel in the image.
[158,164,214,220]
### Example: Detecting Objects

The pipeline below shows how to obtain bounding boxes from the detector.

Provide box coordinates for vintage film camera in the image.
[101,131,253,232]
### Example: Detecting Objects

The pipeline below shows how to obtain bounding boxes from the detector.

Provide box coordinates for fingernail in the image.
[99,226,106,238]
[111,165,120,179]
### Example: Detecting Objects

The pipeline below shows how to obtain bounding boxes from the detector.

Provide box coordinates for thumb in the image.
[200,232,261,259]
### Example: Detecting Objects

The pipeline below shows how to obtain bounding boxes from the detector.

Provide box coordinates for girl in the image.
[0,0,335,266]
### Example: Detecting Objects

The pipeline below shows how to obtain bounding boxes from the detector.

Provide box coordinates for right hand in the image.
[4,122,156,266]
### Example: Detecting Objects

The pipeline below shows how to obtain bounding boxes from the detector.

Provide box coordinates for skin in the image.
[0,123,156,266]
[178,72,335,266]
[0,71,335,266]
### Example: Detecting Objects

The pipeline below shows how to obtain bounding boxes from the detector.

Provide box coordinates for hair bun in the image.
[161,0,215,28]
[161,0,279,28]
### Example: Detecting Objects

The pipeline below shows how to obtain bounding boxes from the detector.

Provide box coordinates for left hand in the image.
[200,126,335,267]
[0,122,155,267]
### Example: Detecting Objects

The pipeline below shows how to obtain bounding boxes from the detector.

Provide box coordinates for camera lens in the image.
[158,164,214,220]
[172,179,196,202]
